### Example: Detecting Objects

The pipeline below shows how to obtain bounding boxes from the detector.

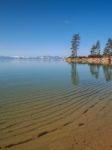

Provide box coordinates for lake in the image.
[0,60,112,150]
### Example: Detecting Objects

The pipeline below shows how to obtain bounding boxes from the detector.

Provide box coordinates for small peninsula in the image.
[66,56,112,64]
[66,34,112,64]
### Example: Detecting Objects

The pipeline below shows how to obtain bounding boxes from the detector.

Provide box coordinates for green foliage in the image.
[103,38,112,56]
[90,40,101,56]
[71,34,80,57]
[69,35,112,57]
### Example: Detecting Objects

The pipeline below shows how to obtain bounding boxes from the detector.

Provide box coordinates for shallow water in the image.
[0,60,112,150]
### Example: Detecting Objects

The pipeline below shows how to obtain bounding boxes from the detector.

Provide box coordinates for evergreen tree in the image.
[109,38,112,55]
[103,47,110,56]
[90,45,96,55]
[90,40,101,56]
[71,34,80,57]
[96,40,101,55]
[103,38,112,56]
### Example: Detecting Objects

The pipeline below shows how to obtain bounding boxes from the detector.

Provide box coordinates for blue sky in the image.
[0,0,112,56]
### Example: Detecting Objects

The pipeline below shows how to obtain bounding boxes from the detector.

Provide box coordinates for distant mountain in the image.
[0,56,15,59]
[0,56,65,60]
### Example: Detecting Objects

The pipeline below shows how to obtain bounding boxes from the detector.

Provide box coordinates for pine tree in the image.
[109,39,112,55]
[96,40,101,55]
[90,45,96,55]
[71,34,80,57]
[90,40,101,56]
[103,47,110,56]
[103,38,112,56]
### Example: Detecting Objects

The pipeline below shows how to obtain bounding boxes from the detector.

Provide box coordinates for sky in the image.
[0,0,112,56]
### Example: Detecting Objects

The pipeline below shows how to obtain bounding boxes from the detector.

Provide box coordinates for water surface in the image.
[0,60,112,150]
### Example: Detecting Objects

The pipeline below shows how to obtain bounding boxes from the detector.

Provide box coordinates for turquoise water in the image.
[0,60,112,149]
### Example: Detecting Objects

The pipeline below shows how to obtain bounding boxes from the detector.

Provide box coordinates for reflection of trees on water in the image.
[71,63,79,85]
[70,63,112,85]
[103,65,112,81]
[89,64,100,79]
[89,64,112,81]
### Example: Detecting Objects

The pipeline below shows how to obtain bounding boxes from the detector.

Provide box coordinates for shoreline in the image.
[66,56,112,64]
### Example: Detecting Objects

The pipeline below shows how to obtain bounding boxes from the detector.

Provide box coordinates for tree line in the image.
[71,34,112,57]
